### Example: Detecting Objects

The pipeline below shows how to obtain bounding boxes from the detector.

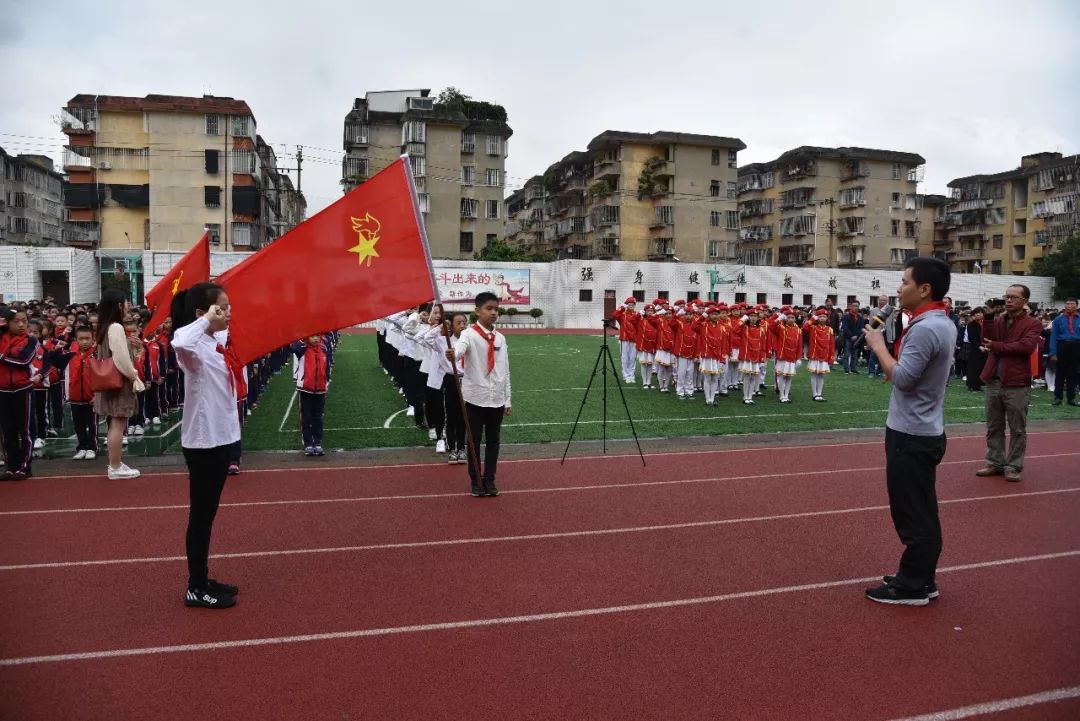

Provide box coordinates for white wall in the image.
[0,247,99,303]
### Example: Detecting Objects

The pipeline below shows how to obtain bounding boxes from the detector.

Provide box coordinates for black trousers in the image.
[182,444,230,590]
[0,389,33,473]
[48,384,64,432]
[299,391,325,448]
[965,347,986,391]
[31,389,48,440]
[144,381,162,421]
[442,375,466,452]
[1055,340,1080,401]
[885,427,948,590]
[71,402,98,451]
[465,402,505,487]
[425,385,445,437]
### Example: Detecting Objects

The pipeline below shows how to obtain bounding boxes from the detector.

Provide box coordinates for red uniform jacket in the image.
[772,324,803,362]
[636,316,659,354]
[0,333,39,391]
[979,311,1043,387]
[143,338,164,382]
[805,323,836,363]
[739,324,768,363]
[656,316,676,353]
[63,348,96,403]
[294,342,331,393]
[673,316,698,358]
[696,319,730,361]
[30,343,47,390]
[729,319,744,353]
[611,307,640,344]
[44,339,63,385]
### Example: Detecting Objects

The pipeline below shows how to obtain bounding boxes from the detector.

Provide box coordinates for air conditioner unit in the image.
[665,248,675,256]
[97,161,111,170]
[858,200,866,206]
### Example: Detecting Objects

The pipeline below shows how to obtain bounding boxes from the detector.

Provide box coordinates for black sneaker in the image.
[865,582,929,606]
[483,482,499,497]
[208,578,239,596]
[471,484,486,497]
[0,470,13,481]
[12,470,28,481]
[185,587,237,609]
[883,575,939,599]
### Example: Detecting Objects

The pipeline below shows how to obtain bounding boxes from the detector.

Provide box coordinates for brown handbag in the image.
[88,356,124,392]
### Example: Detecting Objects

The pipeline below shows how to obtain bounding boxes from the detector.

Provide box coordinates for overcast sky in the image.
[2,0,1077,215]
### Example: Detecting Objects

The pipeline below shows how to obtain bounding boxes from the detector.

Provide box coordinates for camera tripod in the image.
[561,320,646,466]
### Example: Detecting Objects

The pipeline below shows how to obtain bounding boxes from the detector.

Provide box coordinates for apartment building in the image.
[737,147,926,269]
[935,152,1079,275]
[341,89,512,259]
[507,132,745,263]
[0,149,65,247]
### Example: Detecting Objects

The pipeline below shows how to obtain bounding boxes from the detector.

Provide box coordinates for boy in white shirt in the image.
[448,292,512,497]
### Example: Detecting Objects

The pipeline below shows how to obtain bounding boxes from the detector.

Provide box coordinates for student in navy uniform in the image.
[0,308,40,479]
[292,333,332,456]
[49,325,99,459]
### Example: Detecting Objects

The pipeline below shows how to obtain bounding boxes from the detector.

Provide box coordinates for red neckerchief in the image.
[1067,311,1077,335]
[896,301,948,358]
[472,323,496,374]
[215,342,248,399]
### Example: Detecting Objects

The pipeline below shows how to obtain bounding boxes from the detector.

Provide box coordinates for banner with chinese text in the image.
[436,267,530,305]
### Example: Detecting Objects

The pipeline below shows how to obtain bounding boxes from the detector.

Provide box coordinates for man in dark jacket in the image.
[976,285,1042,482]
[963,308,986,391]
[839,301,867,374]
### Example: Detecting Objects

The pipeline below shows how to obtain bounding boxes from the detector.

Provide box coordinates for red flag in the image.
[217,157,436,365]
[143,232,211,338]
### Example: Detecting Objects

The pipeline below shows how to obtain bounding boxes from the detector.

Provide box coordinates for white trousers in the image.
[620,341,637,382]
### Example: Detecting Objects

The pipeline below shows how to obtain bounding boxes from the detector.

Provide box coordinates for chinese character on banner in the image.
[689,271,700,285]
[438,272,451,284]
[452,273,464,284]
[465,273,478,284]
[783,274,793,288]
[828,276,838,289]
[581,266,594,282]
[871,277,881,290]
[736,272,746,286]
[634,270,643,285]
[477,273,491,284]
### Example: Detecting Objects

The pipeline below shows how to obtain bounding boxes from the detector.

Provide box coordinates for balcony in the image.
[62,148,93,171]
[61,108,96,134]
[840,161,868,182]
[592,158,620,181]
[648,238,676,260]
[933,237,954,247]
[344,123,369,147]
[341,157,370,186]
[778,244,815,266]
[952,248,987,260]
[650,207,674,230]
[648,157,675,178]
[593,236,620,259]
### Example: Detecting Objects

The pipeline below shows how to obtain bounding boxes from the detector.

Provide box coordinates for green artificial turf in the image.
[239,333,1077,452]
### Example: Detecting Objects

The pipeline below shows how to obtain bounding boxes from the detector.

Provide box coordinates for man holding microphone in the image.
[862,257,956,606]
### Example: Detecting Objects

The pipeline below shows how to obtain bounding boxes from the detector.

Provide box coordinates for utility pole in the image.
[295,145,303,193]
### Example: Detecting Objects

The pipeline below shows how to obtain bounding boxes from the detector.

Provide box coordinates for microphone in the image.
[855,314,885,347]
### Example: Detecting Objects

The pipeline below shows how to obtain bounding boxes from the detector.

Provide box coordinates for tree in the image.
[435,87,471,113]
[474,238,531,262]
[1029,230,1080,300]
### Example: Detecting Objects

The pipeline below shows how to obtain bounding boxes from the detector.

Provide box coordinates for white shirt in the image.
[172,316,242,449]
[421,328,461,389]
[454,325,511,408]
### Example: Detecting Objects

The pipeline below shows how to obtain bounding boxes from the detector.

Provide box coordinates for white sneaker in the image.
[127,426,135,435]
[84,450,96,460]
[33,438,45,449]
[134,425,145,436]
[406,406,415,417]
[107,463,141,480]
[428,428,437,441]
[73,449,87,460]
[436,439,446,454]
[122,436,128,446]
[152,417,161,427]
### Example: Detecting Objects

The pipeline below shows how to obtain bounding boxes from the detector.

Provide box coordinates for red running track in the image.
[0,430,1078,720]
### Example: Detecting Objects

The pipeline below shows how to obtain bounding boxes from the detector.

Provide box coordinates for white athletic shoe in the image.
[33,438,45,449]
[428,428,437,441]
[126,426,135,435]
[73,449,87,460]
[84,450,96,460]
[152,417,161,427]
[122,436,128,446]
[107,463,141,480]
[134,425,145,436]
[406,406,415,417]
[436,439,446,454]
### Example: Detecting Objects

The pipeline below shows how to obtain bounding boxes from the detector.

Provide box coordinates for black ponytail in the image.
[169,282,224,338]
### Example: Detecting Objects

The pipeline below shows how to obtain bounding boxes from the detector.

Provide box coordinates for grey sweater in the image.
[886,309,957,437]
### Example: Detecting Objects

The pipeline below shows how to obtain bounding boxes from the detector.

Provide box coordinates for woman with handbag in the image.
[93,289,144,480]
[170,282,241,609]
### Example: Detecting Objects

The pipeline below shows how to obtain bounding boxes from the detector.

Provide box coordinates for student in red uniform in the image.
[50,325,98,459]
[0,308,39,479]
[142,328,165,428]
[42,320,66,437]
[611,297,640,384]
[292,333,331,456]
[772,311,803,404]
[696,304,730,406]
[805,309,836,402]
[738,309,769,405]
[26,319,50,451]
[673,302,698,399]
[636,304,659,388]
[726,304,745,391]
[653,305,676,393]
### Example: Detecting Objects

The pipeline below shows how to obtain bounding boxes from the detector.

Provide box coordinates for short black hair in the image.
[1008,283,1031,300]
[448,311,469,324]
[475,292,499,308]
[905,257,951,301]
[1067,297,1078,304]
[74,325,93,336]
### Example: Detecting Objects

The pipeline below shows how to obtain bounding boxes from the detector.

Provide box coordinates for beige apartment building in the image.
[933,152,1079,275]
[341,90,511,260]
[737,147,926,269]
[506,131,745,263]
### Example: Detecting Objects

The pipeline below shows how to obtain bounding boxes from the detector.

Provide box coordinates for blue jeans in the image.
[868,349,881,376]
[844,338,859,373]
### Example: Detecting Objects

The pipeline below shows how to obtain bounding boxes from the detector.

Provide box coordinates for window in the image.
[486,200,500,219]
[460,198,478,219]
[204,186,221,208]
[461,133,475,153]
[992,234,1003,249]
[757,293,768,305]
[735,292,747,303]
[416,193,430,213]
[343,157,369,179]
[204,149,219,174]
[486,136,503,156]
[231,116,249,137]
[991,260,1002,274]
[459,232,474,252]
[657,290,669,300]
[891,192,901,207]
[1012,245,1026,261]
[782,293,793,306]
[710,211,721,227]
[727,181,737,199]
[205,223,221,245]
[904,221,918,238]
[839,186,864,206]
[231,222,253,247]
[632,290,646,302]
[1014,218,1027,234]
[711,149,721,166]
[402,121,426,143]
[726,210,740,230]
[579,289,593,302]
[729,150,738,169]
[891,219,900,236]
[461,166,475,186]
[411,156,426,177]
[803,294,813,306]
[847,295,858,306]
[231,149,255,174]
[687,291,699,302]
[485,168,502,187]
[708,240,720,258]
[892,163,902,180]
[205,114,220,135]
[710,180,720,198]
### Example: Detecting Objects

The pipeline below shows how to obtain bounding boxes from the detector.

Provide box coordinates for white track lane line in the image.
[1,550,1075,667]
[4,452,1077,518]
[885,686,1080,721]
[3,487,1076,572]
[278,391,298,433]
[12,429,1079,483]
